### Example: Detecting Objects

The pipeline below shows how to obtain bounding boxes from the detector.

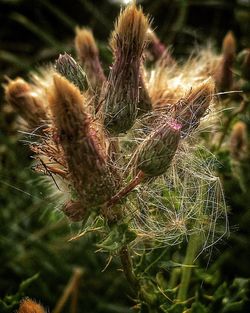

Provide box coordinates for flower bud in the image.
[146,29,166,62]
[55,53,88,92]
[215,31,236,91]
[173,78,215,137]
[49,74,118,208]
[103,4,149,134]
[239,49,250,81]
[4,78,47,129]
[75,27,106,93]
[135,119,181,177]
[18,298,46,313]
[230,121,249,161]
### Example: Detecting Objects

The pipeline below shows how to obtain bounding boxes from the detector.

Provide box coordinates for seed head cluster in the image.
[5,4,228,248]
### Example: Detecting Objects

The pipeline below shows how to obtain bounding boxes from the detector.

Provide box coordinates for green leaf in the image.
[19,273,40,292]
[160,303,184,313]
[97,224,136,252]
[160,260,196,269]
[0,273,39,313]
[190,302,208,313]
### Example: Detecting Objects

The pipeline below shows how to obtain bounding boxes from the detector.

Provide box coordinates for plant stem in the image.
[177,233,200,302]
[169,252,181,289]
[52,267,83,313]
[106,171,145,208]
[119,246,139,292]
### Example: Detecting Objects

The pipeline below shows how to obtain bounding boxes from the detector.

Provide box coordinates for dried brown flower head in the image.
[18,298,46,313]
[75,27,106,93]
[5,78,48,129]
[215,31,236,91]
[173,78,215,136]
[104,4,149,134]
[49,74,118,209]
[230,121,249,161]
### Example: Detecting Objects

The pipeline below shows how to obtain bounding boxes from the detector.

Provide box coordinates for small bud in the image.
[222,31,236,57]
[135,119,181,177]
[146,29,166,61]
[18,298,46,313]
[173,78,215,137]
[230,121,248,161]
[49,74,118,208]
[75,27,106,92]
[230,121,249,192]
[215,31,236,91]
[4,78,47,129]
[240,49,250,81]
[55,53,88,92]
[62,200,86,222]
[104,4,149,134]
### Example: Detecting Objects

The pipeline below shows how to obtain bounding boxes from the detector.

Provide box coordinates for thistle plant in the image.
[4,3,232,312]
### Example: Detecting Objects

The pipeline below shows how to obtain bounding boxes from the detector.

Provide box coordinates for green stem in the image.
[169,252,181,289]
[119,246,139,292]
[177,233,200,302]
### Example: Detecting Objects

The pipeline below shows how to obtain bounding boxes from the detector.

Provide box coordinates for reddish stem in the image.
[106,171,145,208]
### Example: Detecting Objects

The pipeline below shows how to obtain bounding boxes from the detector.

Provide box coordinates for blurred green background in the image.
[1,1,250,312]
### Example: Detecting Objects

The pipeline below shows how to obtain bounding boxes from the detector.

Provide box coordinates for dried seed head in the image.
[75,27,106,92]
[4,78,48,129]
[135,119,181,177]
[55,53,88,92]
[18,298,46,313]
[49,74,118,208]
[215,31,236,91]
[104,4,149,134]
[173,78,215,136]
[230,121,249,161]
[62,200,87,222]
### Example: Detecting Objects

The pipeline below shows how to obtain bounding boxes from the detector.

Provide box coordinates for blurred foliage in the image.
[1,0,250,312]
